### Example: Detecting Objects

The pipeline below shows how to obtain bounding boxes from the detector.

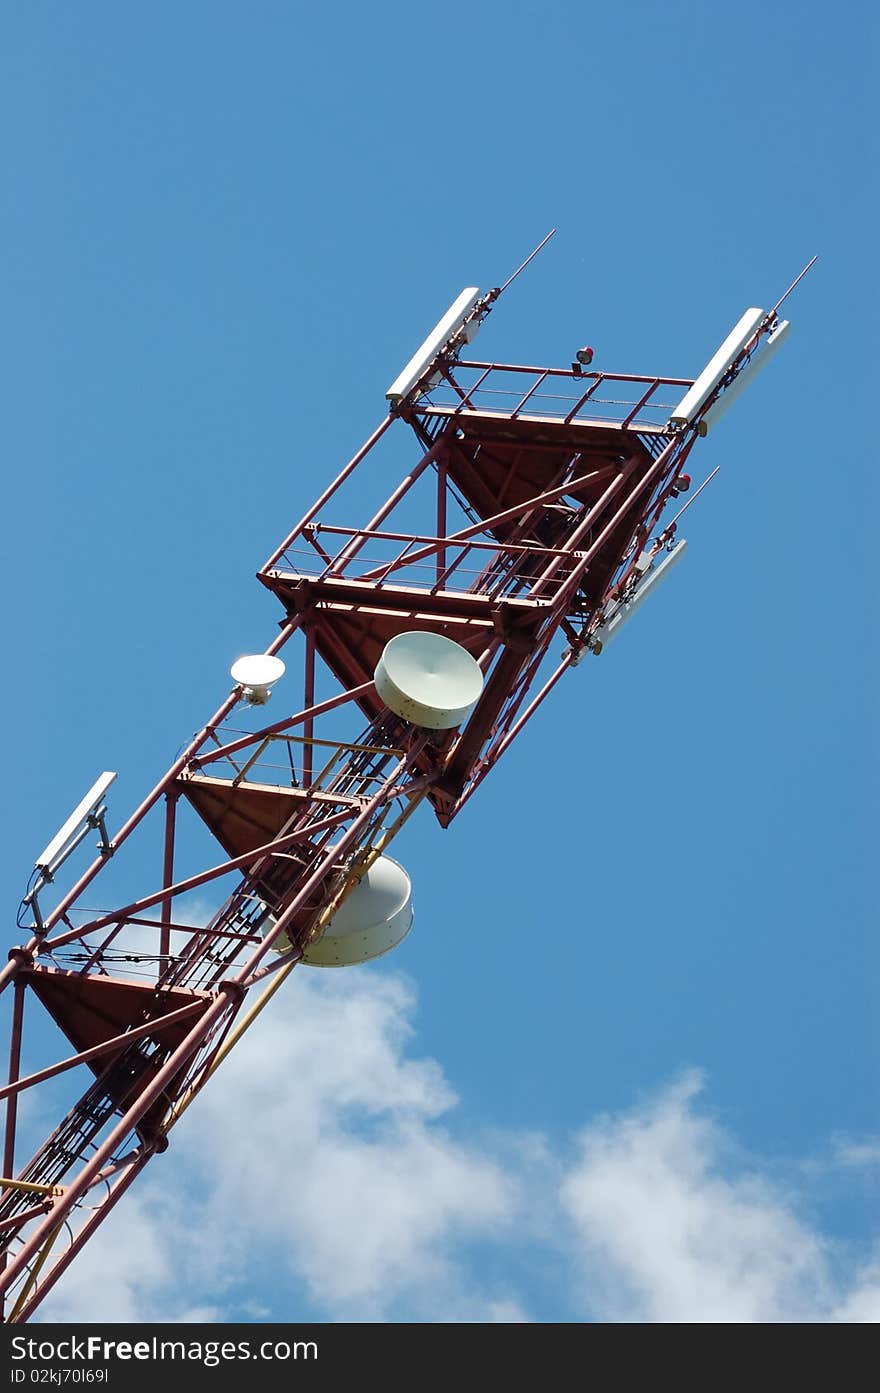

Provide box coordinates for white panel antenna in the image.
[386,287,482,405]
[669,308,766,425]
[35,771,117,874]
[700,319,791,432]
[598,540,688,648]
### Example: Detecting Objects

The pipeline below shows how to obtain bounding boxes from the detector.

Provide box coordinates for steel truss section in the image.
[1,328,705,1321]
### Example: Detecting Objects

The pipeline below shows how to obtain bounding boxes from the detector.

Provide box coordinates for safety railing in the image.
[418,361,693,431]
[194,726,404,801]
[269,524,581,603]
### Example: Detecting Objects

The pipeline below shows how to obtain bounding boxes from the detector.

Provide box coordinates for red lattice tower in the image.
[0,242,810,1320]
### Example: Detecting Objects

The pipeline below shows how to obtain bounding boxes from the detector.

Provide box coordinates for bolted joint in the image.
[218,978,247,1007]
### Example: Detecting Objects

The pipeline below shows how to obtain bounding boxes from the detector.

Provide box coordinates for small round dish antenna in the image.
[374,631,483,730]
[230,654,286,706]
[264,855,414,967]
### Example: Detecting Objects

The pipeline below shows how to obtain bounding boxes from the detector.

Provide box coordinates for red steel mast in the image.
[0,249,802,1320]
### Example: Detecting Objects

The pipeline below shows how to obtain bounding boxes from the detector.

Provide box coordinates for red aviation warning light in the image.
[0,237,815,1321]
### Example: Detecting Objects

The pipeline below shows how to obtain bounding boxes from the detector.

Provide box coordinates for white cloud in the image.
[36,971,879,1325]
[830,1263,880,1322]
[830,1141,880,1169]
[174,970,517,1320]
[558,1070,875,1322]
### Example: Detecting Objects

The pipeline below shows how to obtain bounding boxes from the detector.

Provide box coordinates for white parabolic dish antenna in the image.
[230,654,286,704]
[374,631,483,730]
[264,855,414,968]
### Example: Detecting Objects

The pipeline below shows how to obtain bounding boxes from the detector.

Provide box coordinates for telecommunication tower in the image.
[0,237,813,1321]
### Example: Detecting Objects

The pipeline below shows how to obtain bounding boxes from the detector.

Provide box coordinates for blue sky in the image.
[2,2,876,1321]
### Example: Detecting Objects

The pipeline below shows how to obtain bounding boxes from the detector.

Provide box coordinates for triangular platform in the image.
[23,966,214,1137]
[177,774,329,861]
[26,967,212,1069]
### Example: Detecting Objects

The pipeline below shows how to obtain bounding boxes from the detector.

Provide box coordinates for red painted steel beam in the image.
[241,945,303,987]
[2,984,25,1181]
[0,1202,54,1238]
[159,792,178,961]
[260,415,395,573]
[454,649,576,818]
[621,380,661,429]
[439,644,536,800]
[564,376,606,423]
[0,997,209,1104]
[547,436,689,614]
[190,680,376,770]
[436,458,447,586]
[304,523,580,559]
[0,621,301,998]
[356,468,611,583]
[69,914,241,937]
[231,736,430,982]
[303,631,316,789]
[0,990,237,1301]
[456,365,492,411]
[8,1150,152,1323]
[455,361,693,385]
[42,806,356,950]
[329,430,451,576]
[441,437,689,808]
[510,370,549,417]
[527,466,632,597]
[0,981,26,1310]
